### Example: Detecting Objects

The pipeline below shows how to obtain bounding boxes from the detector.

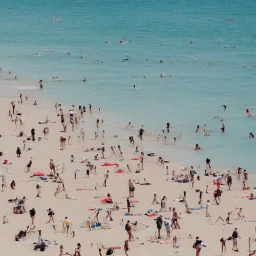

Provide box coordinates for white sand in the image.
[0,90,255,256]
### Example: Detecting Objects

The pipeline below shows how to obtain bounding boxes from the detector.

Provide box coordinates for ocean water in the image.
[0,0,256,171]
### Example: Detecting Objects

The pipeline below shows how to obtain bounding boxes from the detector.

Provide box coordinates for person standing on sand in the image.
[220,237,226,253]
[156,215,163,239]
[103,170,109,187]
[232,228,240,252]
[20,94,23,104]
[31,128,35,141]
[29,207,36,224]
[139,126,144,140]
[190,167,196,188]
[128,179,135,198]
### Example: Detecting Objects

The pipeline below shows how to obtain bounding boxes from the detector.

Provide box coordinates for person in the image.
[3,215,8,224]
[39,80,43,89]
[193,237,202,256]
[222,105,227,111]
[227,174,232,190]
[167,122,170,133]
[220,237,227,254]
[139,126,144,140]
[16,147,21,157]
[171,208,180,230]
[128,179,135,198]
[205,200,211,217]
[127,197,131,215]
[232,228,240,252]
[246,108,252,117]
[31,128,35,141]
[10,180,16,190]
[190,167,196,188]
[36,182,41,197]
[194,144,201,150]
[103,171,109,187]
[156,215,163,239]
[160,196,167,212]
[164,218,171,239]
[63,217,72,235]
[46,208,55,223]
[125,220,133,241]
[221,124,225,133]
[196,125,199,133]
[29,208,36,225]
[74,243,81,256]
[249,132,254,138]
[198,190,203,207]
[152,194,160,204]
[124,240,129,256]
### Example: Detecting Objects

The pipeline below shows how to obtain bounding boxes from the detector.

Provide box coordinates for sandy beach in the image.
[0,82,255,256]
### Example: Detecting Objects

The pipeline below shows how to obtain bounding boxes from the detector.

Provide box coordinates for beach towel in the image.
[104,246,121,250]
[115,169,125,174]
[91,222,102,228]
[103,163,116,167]
[131,158,142,160]
[76,188,94,191]
[191,206,206,210]
[130,200,139,203]
[33,172,45,177]
[249,198,256,200]
[88,208,102,211]
[124,212,142,216]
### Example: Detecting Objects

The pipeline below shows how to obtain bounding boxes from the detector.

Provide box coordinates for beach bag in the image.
[106,248,114,255]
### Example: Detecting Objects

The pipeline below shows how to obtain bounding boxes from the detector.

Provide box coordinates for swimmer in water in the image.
[133,85,136,89]
[221,124,225,133]
[249,132,254,139]
[194,144,201,150]
[82,77,86,82]
[196,125,199,133]
[246,108,252,117]
[222,105,227,111]
[160,73,164,78]
[39,80,43,89]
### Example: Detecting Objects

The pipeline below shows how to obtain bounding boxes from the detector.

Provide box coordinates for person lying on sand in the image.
[134,178,152,185]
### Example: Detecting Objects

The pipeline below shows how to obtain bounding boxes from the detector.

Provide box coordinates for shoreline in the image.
[0,68,249,174]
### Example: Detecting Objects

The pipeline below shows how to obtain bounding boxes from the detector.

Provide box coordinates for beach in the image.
[0,0,256,255]
[0,86,255,256]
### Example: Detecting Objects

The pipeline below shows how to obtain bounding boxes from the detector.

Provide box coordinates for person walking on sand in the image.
[124,240,129,256]
[46,208,55,223]
[232,228,240,252]
[36,182,41,197]
[171,208,180,230]
[220,237,226,254]
[152,194,160,204]
[193,237,202,256]
[125,220,133,241]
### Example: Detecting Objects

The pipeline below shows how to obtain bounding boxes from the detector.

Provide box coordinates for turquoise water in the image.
[0,0,256,171]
